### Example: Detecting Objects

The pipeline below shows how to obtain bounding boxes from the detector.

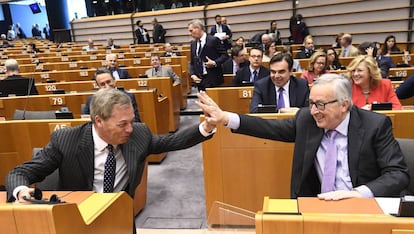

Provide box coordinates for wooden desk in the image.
[35,78,181,132]
[0,191,132,234]
[256,197,414,234]
[0,119,149,215]
[206,86,254,114]
[202,111,414,220]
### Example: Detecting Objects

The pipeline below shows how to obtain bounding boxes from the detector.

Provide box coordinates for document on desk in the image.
[375,197,401,215]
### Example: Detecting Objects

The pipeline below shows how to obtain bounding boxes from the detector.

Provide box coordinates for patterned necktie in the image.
[342,48,347,57]
[103,144,116,193]
[278,87,285,109]
[253,70,258,82]
[321,130,338,193]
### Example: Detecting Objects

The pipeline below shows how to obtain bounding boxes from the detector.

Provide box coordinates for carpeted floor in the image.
[135,114,208,229]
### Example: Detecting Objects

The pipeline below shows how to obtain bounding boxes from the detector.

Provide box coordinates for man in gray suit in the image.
[197,74,409,200]
[6,88,215,202]
[145,54,181,84]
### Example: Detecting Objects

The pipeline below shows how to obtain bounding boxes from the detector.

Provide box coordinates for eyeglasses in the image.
[316,62,326,65]
[309,99,338,111]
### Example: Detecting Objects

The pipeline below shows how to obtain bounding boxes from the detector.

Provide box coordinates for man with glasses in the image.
[197,73,409,200]
[230,47,269,86]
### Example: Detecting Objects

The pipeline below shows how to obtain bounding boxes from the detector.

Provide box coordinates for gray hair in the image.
[90,88,132,122]
[313,74,353,110]
[4,59,19,72]
[187,19,205,31]
[105,53,117,61]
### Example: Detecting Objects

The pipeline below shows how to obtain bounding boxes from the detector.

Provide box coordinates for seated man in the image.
[222,45,248,75]
[162,43,181,57]
[82,68,140,122]
[105,38,121,49]
[82,38,98,51]
[250,53,309,113]
[105,53,131,79]
[1,59,38,96]
[230,47,269,86]
[197,74,409,200]
[145,54,181,85]
[295,35,315,59]
[5,88,215,234]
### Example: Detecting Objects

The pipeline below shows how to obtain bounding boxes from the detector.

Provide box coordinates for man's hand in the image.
[196,91,229,126]
[191,75,201,83]
[202,120,216,133]
[205,56,217,68]
[17,187,35,203]
[317,190,362,201]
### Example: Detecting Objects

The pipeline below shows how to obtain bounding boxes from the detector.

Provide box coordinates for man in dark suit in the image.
[295,35,315,59]
[222,45,248,75]
[163,43,181,57]
[82,68,140,122]
[230,47,269,86]
[250,53,309,113]
[135,20,150,44]
[152,18,166,43]
[210,15,232,50]
[105,38,121,49]
[6,88,215,203]
[105,53,131,79]
[188,19,228,90]
[2,59,38,96]
[197,74,409,200]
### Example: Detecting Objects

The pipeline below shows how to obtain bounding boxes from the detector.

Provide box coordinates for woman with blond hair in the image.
[348,55,401,110]
[301,51,329,84]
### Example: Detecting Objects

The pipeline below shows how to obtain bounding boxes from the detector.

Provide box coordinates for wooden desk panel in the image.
[35,78,182,132]
[0,191,132,234]
[206,86,254,114]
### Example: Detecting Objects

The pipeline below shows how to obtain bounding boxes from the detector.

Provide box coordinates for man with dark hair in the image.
[230,47,269,86]
[222,45,248,75]
[188,19,228,90]
[210,14,232,50]
[82,68,140,122]
[145,54,181,84]
[135,20,149,44]
[250,53,309,113]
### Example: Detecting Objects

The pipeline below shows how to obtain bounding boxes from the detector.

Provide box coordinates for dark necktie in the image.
[253,70,258,82]
[278,87,285,109]
[196,40,202,56]
[321,130,338,193]
[103,144,116,193]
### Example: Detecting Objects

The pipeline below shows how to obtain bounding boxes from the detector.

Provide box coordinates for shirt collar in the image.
[92,124,117,152]
[200,32,207,43]
[326,112,350,136]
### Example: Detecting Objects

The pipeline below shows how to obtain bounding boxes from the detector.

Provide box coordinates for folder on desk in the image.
[262,196,299,214]
[297,197,384,214]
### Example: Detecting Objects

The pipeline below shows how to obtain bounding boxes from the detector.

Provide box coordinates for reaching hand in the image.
[317,190,362,201]
[196,91,229,126]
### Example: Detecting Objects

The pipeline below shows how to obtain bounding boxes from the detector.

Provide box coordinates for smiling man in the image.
[6,88,216,203]
[249,53,309,113]
[196,73,409,200]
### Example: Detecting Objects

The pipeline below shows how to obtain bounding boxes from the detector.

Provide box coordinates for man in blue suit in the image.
[250,53,309,113]
[210,15,232,50]
[105,53,131,79]
[188,19,228,90]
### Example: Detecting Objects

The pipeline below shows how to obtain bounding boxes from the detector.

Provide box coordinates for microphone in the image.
[21,64,38,120]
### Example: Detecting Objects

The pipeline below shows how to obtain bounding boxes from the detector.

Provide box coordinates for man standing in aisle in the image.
[188,19,228,90]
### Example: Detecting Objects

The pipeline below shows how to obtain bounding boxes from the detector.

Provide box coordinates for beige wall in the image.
[71,0,413,49]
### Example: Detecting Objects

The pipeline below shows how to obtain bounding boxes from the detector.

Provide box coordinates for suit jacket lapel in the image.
[77,123,95,189]
[347,107,364,185]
